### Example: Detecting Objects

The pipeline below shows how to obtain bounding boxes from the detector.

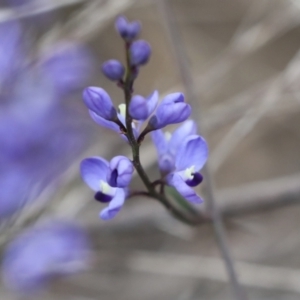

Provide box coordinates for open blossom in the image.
[166,135,208,203]
[86,88,159,139]
[88,104,126,136]
[2,220,90,292]
[80,156,134,220]
[107,156,134,187]
[88,104,139,142]
[85,88,191,140]
[151,120,197,174]
[148,92,191,130]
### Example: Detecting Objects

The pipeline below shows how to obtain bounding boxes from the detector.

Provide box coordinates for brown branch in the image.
[218,173,300,217]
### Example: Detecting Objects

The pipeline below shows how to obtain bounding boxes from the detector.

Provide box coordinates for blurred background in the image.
[1,0,300,299]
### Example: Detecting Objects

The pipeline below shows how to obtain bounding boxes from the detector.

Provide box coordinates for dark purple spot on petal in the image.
[186,172,203,187]
[174,94,184,103]
[108,169,118,187]
[94,192,112,203]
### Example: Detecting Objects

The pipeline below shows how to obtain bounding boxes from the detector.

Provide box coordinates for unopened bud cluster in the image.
[101,16,151,83]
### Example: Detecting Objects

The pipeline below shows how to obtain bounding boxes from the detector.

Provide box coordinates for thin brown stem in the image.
[122,40,204,225]
[151,179,164,187]
[127,191,153,199]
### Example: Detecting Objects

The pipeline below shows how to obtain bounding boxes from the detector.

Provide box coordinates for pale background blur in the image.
[2,0,300,299]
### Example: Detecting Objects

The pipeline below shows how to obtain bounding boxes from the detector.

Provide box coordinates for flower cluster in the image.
[81,16,209,221]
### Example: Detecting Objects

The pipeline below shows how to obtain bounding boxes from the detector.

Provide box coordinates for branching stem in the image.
[122,44,204,225]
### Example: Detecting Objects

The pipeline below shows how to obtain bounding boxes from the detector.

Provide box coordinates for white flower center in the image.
[183,165,195,180]
[164,131,172,141]
[118,104,126,119]
[118,103,137,130]
[99,180,115,196]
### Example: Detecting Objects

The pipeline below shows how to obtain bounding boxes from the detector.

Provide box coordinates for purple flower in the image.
[84,86,159,139]
[101,59,125,81]
[88,100,140,140]
[130,40,151,66]
[40,42,93,93]
[166,135,208,203]
[2,220,90,292]
[80,156,134,220]
[151,120,197,174]
[107,156,134,188]
[89,110,120,132]
[115,15,141,41]
[148,93,191,130]
[0,168,30,218]
[129,90,159,120]
[0,21,23,86]
[83,87,117,120]
[0,20,94,220]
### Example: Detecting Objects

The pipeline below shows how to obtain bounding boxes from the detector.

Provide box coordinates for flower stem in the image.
[123,44,203,225]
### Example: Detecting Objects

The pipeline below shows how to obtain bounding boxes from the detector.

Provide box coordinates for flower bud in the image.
[148,93,191,129]
[115,15,141,41]
[101,59,125,81]
[107,156,134,188]
[83,87,117,120]
[129,95,148,120]
[129,90,158,120]
[130,40,151,66]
